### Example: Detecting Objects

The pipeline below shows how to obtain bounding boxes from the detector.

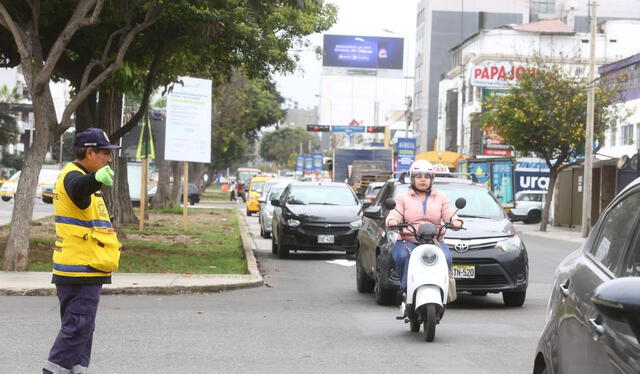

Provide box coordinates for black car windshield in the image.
[287,186,358,206]
[393,183,504,219]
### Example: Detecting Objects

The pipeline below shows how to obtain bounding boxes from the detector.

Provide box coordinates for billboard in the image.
[322,34,403,70]
[396,137,416,172]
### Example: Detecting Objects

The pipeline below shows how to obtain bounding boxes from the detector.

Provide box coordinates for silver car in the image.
[533,178,640,374]
[258,181,290,238]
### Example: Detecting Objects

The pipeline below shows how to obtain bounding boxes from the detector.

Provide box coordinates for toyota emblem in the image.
[454,243,469,253]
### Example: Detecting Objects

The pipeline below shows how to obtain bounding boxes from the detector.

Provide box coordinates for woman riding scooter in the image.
[386,160,463,300]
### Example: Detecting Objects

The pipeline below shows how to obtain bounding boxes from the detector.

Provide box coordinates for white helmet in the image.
[409,160,434,177]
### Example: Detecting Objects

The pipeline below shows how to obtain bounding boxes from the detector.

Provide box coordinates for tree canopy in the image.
[259,125,320,166]
[480,66,624,230]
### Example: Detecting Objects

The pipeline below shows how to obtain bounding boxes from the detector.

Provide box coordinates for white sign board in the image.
[165,76,212,163]
[469,61,534,89]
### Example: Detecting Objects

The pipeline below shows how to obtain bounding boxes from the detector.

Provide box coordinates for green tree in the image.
[259,126,320,166]
[0,84,21,102]
[480,66,624,231]
[50,132,76,164]
[0,112,19,148]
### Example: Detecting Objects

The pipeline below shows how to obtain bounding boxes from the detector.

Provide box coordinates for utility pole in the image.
[581,1,597,238]
[405,96,412,138]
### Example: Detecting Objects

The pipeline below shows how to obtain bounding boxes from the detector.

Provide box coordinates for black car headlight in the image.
[420,247,439,266]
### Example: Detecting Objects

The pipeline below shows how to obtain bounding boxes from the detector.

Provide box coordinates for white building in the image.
[436,19,640,156]
[414,0,640,153]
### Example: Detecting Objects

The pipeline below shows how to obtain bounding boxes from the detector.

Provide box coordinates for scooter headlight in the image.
[420,247,438,266]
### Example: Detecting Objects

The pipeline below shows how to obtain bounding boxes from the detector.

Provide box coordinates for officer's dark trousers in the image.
[45,284,102,373]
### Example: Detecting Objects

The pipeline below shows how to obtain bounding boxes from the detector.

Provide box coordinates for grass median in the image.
[0,207,248,274]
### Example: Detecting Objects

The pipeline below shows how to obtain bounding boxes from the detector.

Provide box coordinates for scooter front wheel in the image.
[423,304,437,342]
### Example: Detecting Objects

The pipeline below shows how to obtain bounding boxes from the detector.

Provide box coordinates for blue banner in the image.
[396,137,416,171]
[296,155,304,173]
[304,155,313,172]
[323,34,404,70]
[331,125,365,134]
[313,152,323,173]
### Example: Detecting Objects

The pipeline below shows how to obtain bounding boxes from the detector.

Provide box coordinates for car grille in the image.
[456,274,508,286]
[300,223,352,235]
[446,238,500,253]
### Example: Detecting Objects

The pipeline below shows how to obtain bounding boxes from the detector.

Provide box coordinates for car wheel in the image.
[527,210,542,224]
[246,209,251,216]
[374,255,398,305]
[271,237,278,255]
[42,197,53,204]
[356,250,374,293]
[189,198,195,206]
[277,241,289,259]
[1,196,10,202]
[259,225,265,238]
[264,230,271,239]
[423,304,437,342]
[503,290,526,307]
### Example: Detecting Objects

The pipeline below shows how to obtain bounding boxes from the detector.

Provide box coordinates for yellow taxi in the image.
[246,175,272,216]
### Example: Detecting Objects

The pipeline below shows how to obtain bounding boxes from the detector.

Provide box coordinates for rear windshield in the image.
[251,181,266,192]
[287,186,358,206]
[394,183,504,219]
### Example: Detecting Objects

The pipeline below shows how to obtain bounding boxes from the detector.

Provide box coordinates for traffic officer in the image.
[44,128,121,374]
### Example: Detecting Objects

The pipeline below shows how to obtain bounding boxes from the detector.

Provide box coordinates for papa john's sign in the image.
[470,62,536,89]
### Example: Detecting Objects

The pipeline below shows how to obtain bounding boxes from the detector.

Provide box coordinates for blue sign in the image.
[296,155,304,173]
[331,125,365,135]
[323,34,404,70]
[304,155,313,172]
[469,162,491,187]
[396,137,416,171]
[492,161,514,205]
[515,159,549,192]
[313,152,323,173]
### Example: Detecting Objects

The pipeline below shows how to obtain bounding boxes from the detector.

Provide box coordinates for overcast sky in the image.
[274,0,418,110]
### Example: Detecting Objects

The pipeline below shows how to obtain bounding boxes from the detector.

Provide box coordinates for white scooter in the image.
[385,197,466,342]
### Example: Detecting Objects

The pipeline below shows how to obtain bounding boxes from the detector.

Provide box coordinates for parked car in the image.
[0,168,60,202]
[258,181,290,238]
[148,183,200,205]
[360,181,385,207]
[246,175,272,216]
[509,190,545,224]
[533,178,640,374]
[356,177,528,306]
[42,185,54,204]
[271,182,362,258]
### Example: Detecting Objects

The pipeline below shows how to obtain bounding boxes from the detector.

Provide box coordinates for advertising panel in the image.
[470,62,536,89]
[322,34,403,70]
[396,137,416,171]
[492,161,514,205]
[296,155,304,173]
[515,158,550,193]
[313,152,324,174]
[304,155,313,175]
[469,162,491,188]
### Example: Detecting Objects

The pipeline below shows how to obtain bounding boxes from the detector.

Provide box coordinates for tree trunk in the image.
[150,158,173,209]
[97,90,138,232]
[539,168,558,232]
[75,91,98,132]
[190,163,208,192]
[170,161,182,205]
[3,95,52,270]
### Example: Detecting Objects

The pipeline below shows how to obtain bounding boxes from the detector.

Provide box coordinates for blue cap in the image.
[74,128,121,149]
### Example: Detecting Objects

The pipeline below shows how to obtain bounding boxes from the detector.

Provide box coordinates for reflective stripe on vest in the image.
[55,216,112,228]
[52,263,103,273]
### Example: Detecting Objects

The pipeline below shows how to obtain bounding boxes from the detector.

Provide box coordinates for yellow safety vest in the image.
[52,162,121,277]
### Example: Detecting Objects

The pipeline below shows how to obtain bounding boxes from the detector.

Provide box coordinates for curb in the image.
[0,208,263,296]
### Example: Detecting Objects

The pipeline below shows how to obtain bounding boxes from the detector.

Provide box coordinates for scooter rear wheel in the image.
[423,304,437,342]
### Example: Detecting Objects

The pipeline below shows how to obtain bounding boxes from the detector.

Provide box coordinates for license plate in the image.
[453,265,476,279]
[318,235,334,244]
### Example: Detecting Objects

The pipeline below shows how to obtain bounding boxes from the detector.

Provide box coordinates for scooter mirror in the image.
[384,198,396,210]
[455,197,466,210]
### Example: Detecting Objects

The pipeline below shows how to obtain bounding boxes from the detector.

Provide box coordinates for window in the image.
[589,192,640,274]
[621,229,640,277]
[621,123,634,145]
[610,126,617,147]
[286,186,358,206]
[532,0,555,14]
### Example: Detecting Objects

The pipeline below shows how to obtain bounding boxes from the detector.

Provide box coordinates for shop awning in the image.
[415,151,468,168]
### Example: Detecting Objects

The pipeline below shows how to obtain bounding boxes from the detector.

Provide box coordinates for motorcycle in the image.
[384,197,466,342]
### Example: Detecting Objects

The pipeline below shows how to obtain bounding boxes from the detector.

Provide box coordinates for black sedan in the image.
[533,178,640,374]
[271,182,362,259]
[356,177,528,306]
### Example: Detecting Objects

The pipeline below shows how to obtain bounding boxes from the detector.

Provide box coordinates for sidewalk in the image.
[513,222,586,245]
[0,209,263,296]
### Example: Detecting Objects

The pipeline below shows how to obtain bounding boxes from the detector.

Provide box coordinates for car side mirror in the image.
[362,201,373,209]
[363,205,383,219]
[270,199,281,207]
[592,277,640,343]
[258,198,266,203]
[383,198,396,210]
[455,198,466,209]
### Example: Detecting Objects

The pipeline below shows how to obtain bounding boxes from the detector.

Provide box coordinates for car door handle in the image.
[589,318,604,336]
[559,279,570,297]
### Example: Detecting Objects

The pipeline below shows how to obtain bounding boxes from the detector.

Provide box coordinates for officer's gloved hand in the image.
[95,165,115,186]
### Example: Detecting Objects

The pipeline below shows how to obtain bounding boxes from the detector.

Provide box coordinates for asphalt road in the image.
[0,206,579,373]
[0,196,54,225]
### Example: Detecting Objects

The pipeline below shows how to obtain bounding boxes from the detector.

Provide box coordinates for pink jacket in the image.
[385,188,458,242]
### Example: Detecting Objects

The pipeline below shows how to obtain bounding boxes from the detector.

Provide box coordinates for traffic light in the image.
[366,126,385,133]
[306,124,330,132]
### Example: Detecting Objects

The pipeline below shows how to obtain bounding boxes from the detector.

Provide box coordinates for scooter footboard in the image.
[414,285,444,310]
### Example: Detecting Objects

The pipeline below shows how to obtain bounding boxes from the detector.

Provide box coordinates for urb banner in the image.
[296,155,304,173]
[304,155,313,174]
[396,138,416,171]
[313,152,324,174]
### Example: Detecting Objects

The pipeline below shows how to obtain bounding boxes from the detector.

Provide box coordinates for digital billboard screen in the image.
[322,34,404,70]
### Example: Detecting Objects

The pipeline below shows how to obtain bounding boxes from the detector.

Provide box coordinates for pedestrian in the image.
[386,159,463,301]
[43,128,122,374]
